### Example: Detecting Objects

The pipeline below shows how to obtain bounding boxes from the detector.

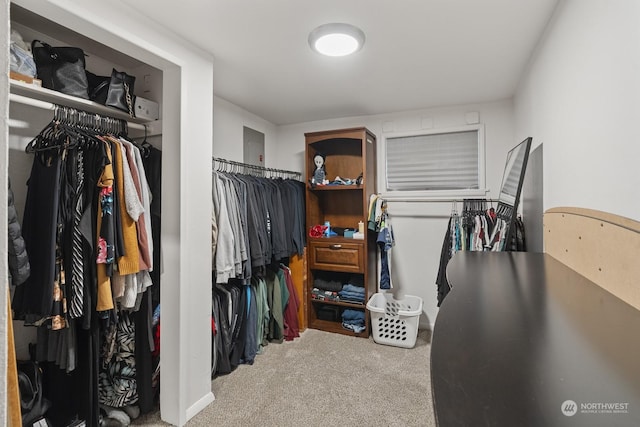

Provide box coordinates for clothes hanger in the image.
[140,124,152,158]
[25,106,76,154]
[119,120,151,158]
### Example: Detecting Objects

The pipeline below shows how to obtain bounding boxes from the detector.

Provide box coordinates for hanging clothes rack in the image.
[9,92,146,131]
[384,197,499,203]
[212,156,302,180]
[29,103,132,138]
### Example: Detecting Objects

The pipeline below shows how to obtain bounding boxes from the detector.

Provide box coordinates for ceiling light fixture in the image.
[308,23,365,57]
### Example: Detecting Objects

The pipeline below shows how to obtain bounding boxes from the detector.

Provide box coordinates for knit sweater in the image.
[120,140,151,271]
[110,136,140,275]
[124,140,153,271]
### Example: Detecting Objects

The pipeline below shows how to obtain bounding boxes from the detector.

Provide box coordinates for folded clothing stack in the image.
[342,309,366,334]
[338,283,365,303]
[314,278,343,292]
[311,287,340,302]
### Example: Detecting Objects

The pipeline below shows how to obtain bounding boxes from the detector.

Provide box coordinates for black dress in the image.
[13,151,62,324]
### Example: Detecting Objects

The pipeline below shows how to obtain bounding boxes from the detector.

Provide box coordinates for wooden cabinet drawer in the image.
[309,240,365,273]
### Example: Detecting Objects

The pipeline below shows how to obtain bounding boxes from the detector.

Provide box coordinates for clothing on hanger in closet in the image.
[435,199,527,306]
[11,112,162,425]
[211,169,305,283]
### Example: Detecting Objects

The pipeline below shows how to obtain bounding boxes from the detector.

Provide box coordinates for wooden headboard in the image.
[544,207,640,310]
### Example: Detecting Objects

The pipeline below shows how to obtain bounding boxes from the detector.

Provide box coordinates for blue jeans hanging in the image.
[377,225,394,290]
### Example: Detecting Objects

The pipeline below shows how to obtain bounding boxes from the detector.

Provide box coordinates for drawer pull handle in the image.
[330,244,342,250]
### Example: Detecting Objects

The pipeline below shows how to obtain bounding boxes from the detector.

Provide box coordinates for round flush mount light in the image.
[308,23,365,57]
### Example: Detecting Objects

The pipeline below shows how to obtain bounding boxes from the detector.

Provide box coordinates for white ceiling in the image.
[121,0,558,126]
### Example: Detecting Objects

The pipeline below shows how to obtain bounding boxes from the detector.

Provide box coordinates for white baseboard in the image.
[418,320,435,332]
[185,391,215,422]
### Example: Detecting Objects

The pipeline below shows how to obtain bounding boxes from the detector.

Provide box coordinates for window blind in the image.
[386,130,479,191]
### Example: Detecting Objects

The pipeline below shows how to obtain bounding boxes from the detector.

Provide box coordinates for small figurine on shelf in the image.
[311,153,328,186]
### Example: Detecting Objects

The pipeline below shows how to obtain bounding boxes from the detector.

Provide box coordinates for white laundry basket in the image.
[367,292,423,349]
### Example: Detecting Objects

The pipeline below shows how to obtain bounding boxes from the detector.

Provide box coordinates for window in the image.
[380,125,486,200]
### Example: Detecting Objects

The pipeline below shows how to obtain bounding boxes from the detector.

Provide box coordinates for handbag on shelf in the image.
[31,39,89,99]
[105,68,136,117]
[18,360,51,426]
[86,70,110,105]
[85,68,137,117]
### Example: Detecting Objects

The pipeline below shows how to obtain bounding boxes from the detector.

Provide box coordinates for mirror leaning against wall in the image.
[497,136,533,248]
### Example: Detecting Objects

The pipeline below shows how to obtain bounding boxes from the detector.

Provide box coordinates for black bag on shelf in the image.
[18,360,51,426]
[105,68,136,117]
[85,70,110,104]
[31,39,89,99]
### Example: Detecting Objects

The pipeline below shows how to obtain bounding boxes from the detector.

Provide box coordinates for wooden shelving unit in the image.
[305,127,377,338]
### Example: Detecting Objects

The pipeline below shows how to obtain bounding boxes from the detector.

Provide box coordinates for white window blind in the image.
[385,130,480,191]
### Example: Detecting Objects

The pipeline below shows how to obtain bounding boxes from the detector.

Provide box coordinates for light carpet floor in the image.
[134,328,435,426]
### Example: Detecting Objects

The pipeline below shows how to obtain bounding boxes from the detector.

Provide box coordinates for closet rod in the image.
[9,93,146,131]
[383,197,499,203]
[212,156,302,179]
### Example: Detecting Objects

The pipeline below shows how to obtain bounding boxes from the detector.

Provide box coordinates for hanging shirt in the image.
[377,214,395,290]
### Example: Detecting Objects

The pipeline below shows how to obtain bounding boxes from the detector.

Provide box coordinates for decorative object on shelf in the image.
[328,176,353,185]
[325,172,363,186]
[311,152,328,186]
[31,39,89,99]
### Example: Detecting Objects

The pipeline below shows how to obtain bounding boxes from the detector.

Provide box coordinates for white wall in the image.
[213,95,278,163]
[276,100,516,329]
[515,0,640,222]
